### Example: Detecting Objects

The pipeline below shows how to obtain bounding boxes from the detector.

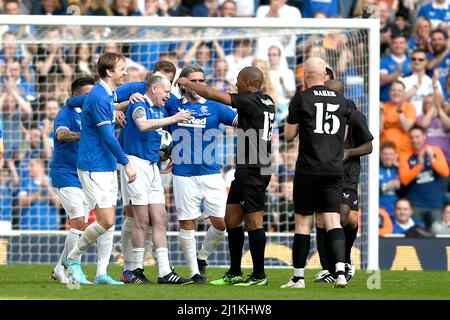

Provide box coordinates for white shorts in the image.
[120,155,165,206]
[55,187,89,221]
[77,169,118,210]
[173,174,227,221]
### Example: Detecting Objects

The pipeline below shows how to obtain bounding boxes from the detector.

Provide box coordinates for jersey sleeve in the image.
[115,82,147,103]
[54,109,72,134]
[218,103,238,127]
[287,93,300,124]
[66,95,86,108]
[129,102,146,122]
[350,111,374,146]
[93,97,114,127]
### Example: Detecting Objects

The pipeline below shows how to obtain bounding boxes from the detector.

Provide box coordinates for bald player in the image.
[283,57,352,289]
[177,66,275,286]
[314,79,373,283]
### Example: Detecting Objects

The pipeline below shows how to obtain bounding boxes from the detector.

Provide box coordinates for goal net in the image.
[0,16,379,269]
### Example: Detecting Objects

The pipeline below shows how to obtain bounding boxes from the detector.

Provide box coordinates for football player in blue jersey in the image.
[63,53,136,285]
[166,65,238,284]
[120,74,192,284]
[50,77,95,284]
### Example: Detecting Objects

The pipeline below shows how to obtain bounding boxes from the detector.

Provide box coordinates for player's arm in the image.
[176,77,232,106]
[56,128,80,142]
[115,81,147,103]
[132,105,191,132]
[285,93,300,141]
[344,141,373,160]
[66,95,86,108]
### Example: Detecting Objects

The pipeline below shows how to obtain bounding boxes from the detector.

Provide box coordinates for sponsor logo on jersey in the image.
[353,200,358,205]
[178,116,207,128]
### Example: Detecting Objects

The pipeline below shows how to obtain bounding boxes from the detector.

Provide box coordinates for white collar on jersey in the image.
[99,78,114,96]
[182,97,206,105]
[74,107,82,114]
[144,94,155,107]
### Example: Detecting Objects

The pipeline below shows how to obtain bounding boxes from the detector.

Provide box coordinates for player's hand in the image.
[425,146,435,159]
[124,163,137,183]
[343,149,351,161]
[129,93,145,104]
[115,110,126,128]
[160,157,174,174]
[174,109,191,122]
[175,77,190,88]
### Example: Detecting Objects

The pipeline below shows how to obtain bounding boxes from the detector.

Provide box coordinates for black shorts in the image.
[293,174,343,215]
[341,188,359,211]
[227,167,272,213]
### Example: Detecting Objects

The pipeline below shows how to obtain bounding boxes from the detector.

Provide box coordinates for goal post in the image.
[0,15,379,270]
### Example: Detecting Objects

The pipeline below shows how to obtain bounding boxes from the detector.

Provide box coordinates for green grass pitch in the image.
[0,265,449,300]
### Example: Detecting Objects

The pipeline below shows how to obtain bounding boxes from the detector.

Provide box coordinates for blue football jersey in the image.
[123,95,168,163]
[166,97,237,176]
[50,105,82,188]
[77,80,122,172]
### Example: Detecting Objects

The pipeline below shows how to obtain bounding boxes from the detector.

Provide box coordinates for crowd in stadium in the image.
[0,0,449,236]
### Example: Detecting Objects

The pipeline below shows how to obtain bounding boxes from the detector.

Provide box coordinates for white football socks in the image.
[179,229,199,277]
[197,225,225,261]
[132,247,145,270]
[155,247,171,277]
[56,228,83,270]
[121,217,134,271]
[67,221,106,261]
[96,226,114,277]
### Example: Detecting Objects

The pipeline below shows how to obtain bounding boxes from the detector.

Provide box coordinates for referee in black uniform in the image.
[176,66,275,286]
[314,80,374,284]
[282,57,351,289]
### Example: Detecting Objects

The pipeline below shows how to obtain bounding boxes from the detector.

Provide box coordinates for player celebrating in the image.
[121,74,192,284]
[177,66,275,286]
[166,66,237,284]
[63,53,136,285]
[282,57,351,289]
[314,80,373,283]
[50,77,96,283]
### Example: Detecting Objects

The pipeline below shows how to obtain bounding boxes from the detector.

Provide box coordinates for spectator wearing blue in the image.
[1,59,37,103]
[380,34,412,102]
[31,0,68,15]
[183,40,223,81]
[417,0,450,30]
[295,0,339,18]
[379,141,400,218]
[0,0,36,37]
[392,198,424,234]
[408,16,432,53]
[426,29,450,99]
[18,158,60,230]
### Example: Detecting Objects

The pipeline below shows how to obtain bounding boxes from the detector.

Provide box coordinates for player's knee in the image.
[348,211,358,228]
[210,217,226,231]
[71,217,86,231]
[179,219,196,230]
[225,215,240,229]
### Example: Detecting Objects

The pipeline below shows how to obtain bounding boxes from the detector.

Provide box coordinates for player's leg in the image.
[65,170,123,285]
[120,205,134,282]
[149,203,192,285]
[209,203,245,285]
[314,213,335,283]
[233,210,267,286]
[53,187,87,284]
[281,174,316,289]
[210,170,247,286]
[320,176,348,288]
[173,175,202,282]
[197,174,227,282]
[340,192,358,282]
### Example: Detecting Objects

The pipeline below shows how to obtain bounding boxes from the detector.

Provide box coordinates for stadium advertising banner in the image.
[1,234,449,271]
